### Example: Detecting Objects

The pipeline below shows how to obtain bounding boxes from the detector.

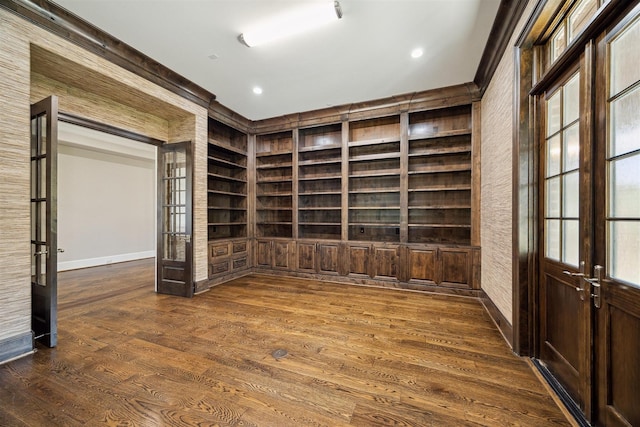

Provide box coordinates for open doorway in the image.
[57,121,157,273]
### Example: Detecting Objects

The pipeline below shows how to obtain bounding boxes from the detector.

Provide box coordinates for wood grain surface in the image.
[0,259,570,426]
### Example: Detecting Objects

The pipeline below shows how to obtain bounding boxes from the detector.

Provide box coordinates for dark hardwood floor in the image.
[0,259,571,426]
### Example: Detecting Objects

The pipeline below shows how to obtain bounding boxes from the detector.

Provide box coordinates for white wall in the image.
[57,123,156,271]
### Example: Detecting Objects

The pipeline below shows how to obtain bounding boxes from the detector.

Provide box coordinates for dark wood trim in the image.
[208,101,253,135]
[252,83,478,134]
[0,331,33,364]
[474,0,529,96]
[58,112,165,146]
[529,0,636,96]
[0,0,215,108]
[479,290,514,347]
[531,359,589,427]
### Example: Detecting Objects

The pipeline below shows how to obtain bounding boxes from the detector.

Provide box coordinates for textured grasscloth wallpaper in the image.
[481,0,537,324]
[0,8,208,344]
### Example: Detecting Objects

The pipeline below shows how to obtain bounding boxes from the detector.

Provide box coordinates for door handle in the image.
[57,248,65,253]
[563,261,587,300]
[583,265,603,309]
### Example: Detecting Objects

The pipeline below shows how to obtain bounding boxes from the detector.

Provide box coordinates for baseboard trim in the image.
[58,251,155,272]
[0,331,33,365]
[479,290,514,347]
[530,358,589,427]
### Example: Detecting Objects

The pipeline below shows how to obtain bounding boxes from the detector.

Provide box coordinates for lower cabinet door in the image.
[408,247,438,283]
[297,242,316,272]
[372,246,399,280]
[439,248,471,288]
[318,243,340,274]
[256,240,272,267]
[273,241,292,269]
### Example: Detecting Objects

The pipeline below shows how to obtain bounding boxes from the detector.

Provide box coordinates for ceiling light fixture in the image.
[253,86,263,95]
[411,48,424,59]
[239,1,342,48]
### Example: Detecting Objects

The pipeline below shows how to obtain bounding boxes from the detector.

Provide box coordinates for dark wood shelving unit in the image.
[207,119,248,241]
[348,116,401,242]
[256,131,294,238]
[407,105,472,244]
[297,124,342,240]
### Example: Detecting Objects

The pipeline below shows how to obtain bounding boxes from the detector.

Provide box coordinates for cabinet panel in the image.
[256,240,272,267]
[348,245,370,276]
[408,248,437,282]
[297,242,316,272]
[232,257,247,270]
[440,248,471,287]
[210,243,229,259]
[273,241,292,269]
[318,243,340,274]
[210,260,230,276]
[373,246,399,279]
[232,241,247,254]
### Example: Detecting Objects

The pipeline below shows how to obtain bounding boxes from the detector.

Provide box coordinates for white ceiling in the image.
[54,0,501,121]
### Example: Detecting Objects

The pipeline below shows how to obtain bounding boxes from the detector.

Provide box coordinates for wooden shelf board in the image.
[349,171,401,178]
[257,177,293,183]
[298,143,342,153]
[408,186,471,192]
[256,163,293,170]
[298,207,341,211]
[408,128,471,140]
[208,207,247,211]
[208,190,247,197]
[348,223,400,227]
[208,139,247,155]
[408,224,471,228]
[208,222,247,226]
[349,153,401,162]
[348,188,400,194]
[207,173,247,183]
[257,222,293,225]
[299,222,341,226]
[408,205,472,209]
[256,150,292,157]
[257,192,293,197]
[257,207,292,211]
[348,137,399,147]
[299,175,341,182]
[207,156,246,169]
[298,158,342,166]
[299,191,342,196]
[408,147,471,157]
[408,166,471,174]
[349,206,400,210]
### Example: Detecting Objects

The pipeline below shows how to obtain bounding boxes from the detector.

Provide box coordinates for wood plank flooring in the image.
[0,259,571,426]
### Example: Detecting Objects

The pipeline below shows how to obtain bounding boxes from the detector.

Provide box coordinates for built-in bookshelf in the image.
[298,124,343,240]
[207,118,248,240]
[348,116,401,242]
[407,105,472,244]
[256,131,294,238]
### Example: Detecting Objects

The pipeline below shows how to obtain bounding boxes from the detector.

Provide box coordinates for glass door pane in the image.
[544,72,581,267]
[607,15,640,286]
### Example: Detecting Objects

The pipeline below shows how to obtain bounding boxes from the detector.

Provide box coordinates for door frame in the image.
[513,0,640,423]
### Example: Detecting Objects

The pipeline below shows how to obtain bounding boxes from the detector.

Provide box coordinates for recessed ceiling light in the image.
[411,48,424,59]
[253,86,263,95]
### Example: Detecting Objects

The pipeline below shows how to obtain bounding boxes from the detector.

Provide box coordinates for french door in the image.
[30,96,59,348]
[537,6,640,426]
[157,141,193,297]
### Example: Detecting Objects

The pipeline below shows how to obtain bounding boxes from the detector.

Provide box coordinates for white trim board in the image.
[58,251,155,272]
